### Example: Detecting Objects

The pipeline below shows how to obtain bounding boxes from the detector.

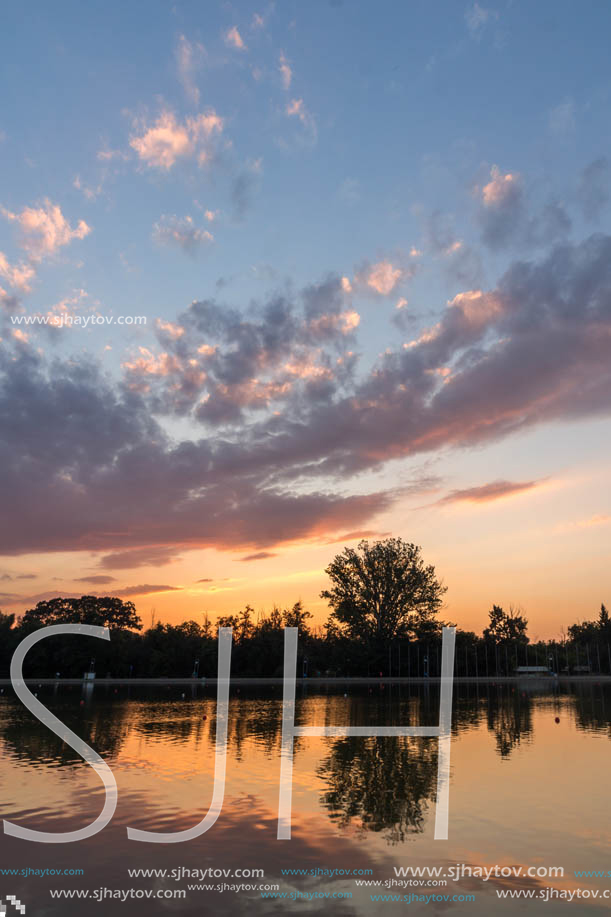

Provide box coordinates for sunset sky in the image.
[1,1,610,638]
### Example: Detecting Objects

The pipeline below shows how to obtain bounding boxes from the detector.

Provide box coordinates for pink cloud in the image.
[0,251,36,291]
[365,261,403,295]
[285,98,317,140]
[279,52,292,89]
[1,199,90,260]
[176,34,206,105]
[436,479,543,506]
[130,109,223,170]
[224,26,246,50]
[481,165,521,207]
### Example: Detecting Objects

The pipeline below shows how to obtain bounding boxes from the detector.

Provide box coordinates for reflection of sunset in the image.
[2,685,611,912]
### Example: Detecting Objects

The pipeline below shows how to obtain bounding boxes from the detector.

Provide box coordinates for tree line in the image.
[0,538,608,678]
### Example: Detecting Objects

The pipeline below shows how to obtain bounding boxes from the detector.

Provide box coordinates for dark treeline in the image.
[1,600,610,679]
[0,538,609,678]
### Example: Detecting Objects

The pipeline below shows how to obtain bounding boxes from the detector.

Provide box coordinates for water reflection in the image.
[318,736,438,842]
[1,682,611,915]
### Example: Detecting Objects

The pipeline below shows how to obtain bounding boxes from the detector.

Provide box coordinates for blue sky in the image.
[1,1,610,634]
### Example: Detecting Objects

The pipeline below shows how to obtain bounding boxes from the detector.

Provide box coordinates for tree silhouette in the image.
[20,596,142,631]
[321,538,446,647]
[483,605,528,646]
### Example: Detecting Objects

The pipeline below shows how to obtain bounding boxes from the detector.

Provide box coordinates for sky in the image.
[0,0,610,639]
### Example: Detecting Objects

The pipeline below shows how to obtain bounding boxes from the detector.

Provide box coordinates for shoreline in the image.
[1,675,610,685]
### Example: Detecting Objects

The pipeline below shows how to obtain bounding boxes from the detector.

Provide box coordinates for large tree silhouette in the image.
[321,538,446,646]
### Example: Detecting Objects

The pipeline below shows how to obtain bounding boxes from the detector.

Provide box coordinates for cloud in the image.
[97,148,128,162]
[285,98,317,142]
[75,574,117,584]
[465,3,498,38]
[554,514,611,534]
[129,109,223,170]
[196,577,213,583]
[116,584,181,596]
[16,573,36,579]
[362,261,404,296]
[576,514,610,528]
[1,199,90,260]
[239,551,277,561]
[231,163,262,220]
[476,166,572,252]
[3,226,611,562]
[0,252,36,292]
[152,215,214,254]
[279,52,292,89]
[224,26,246,51]
[479,167,523,249]
[176,34,205,105]
[120,274,359,423]
[436,479,542,506]
[578,158,610,222]
[323,529,388,544]
[98,547,182,570]
[73,174,103,201]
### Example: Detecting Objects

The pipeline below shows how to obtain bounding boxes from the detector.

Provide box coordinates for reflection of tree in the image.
[572,684,611,734]
[486,689,533,757]
[317,736,438,844]
[0,698,132,766]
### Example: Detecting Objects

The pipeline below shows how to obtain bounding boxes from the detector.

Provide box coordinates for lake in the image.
[1,681,610,914]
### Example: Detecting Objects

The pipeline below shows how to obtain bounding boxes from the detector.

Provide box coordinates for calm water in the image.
[1,681,610,914]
